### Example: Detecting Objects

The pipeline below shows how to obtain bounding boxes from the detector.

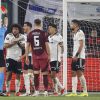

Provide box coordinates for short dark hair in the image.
[49,23,57,29]
[10,24,23,33]
[34,19,41,25]
[72,19,80,26]
[24,22,32,28]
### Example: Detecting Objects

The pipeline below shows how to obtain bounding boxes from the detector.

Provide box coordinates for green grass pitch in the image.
[0,94,100,100]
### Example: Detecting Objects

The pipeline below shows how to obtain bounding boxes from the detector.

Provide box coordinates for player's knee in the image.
[6,72,12,81]
[51,72,56,79]
[0,67,5,72]
[34,71,40,74]
[72,71,77,77]
[28,69,33,74]
[77,70,83,78]
[42,71,48,75]
[16,74,21,80]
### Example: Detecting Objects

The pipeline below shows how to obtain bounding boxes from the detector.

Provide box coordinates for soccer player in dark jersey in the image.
[25,19,50,96]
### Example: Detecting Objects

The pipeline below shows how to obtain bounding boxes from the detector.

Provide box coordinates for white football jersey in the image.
[48,34,63,62]
[4,33,25,61]
[73,30,85,59]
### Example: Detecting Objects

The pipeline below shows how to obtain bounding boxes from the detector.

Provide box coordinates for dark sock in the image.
[34,74,39,91]
[43,75,48,91]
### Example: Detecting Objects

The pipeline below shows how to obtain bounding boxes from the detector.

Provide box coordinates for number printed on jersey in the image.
[34,36,40,46]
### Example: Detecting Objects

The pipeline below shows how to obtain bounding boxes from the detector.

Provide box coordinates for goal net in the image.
[67,1,100,92]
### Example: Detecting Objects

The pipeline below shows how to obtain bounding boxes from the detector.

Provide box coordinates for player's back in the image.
[27,29,48,59]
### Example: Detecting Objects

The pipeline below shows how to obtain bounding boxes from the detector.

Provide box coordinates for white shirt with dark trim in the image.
[73,30,85,59]
[48,34,63,62]
[4,33,25,61]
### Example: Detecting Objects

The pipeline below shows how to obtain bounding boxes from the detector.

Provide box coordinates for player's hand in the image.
[11,38,20,45]
[25,56,29,65]
[18,56,24,62]
[60,54,63,61]
[73,56,78,62]
[18,56,22,62]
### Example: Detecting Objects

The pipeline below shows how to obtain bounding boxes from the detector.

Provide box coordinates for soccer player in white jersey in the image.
[66,20,88,96]
[20,22,34,96]
[48,24,65,96]
[4,24,25,96]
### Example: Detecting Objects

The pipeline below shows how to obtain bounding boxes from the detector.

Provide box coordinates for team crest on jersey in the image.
[6,37,9,40]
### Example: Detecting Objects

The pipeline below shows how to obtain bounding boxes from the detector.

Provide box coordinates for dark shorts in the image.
[33,59,49,72]
[50,61,60,73]
[0,50,5,67]
[6,58,22,74]
[24,56,33,70]
[71,58,85,71]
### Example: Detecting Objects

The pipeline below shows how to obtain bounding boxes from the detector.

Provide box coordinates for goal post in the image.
[63,0,67,90]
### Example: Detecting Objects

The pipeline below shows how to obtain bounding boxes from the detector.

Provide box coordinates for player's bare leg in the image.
[77,70,88,96]
[5,72,12,96]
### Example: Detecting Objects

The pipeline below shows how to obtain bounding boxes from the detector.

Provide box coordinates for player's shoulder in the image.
[39,30,46,34]
[19,33,24,37]
[6,33,13,37]
[55,33,62,39]
[5,33,13,41]
[77,29,84,35]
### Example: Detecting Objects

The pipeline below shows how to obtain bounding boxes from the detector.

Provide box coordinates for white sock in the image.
[55,77,64,89]
[79,75,87,93]
[23,74,30,94]
[28,73,34,86]
[6,81,10,92]
[53,78,58,93]
[72,76,78,94]
[15,79,20,93]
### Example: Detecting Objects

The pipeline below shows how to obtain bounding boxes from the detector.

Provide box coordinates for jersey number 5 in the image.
[34,36,40,46]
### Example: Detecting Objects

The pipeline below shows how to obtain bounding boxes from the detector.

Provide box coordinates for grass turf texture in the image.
[0,94,100,100]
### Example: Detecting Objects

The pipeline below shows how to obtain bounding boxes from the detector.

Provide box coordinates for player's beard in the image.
[71,27,75,32]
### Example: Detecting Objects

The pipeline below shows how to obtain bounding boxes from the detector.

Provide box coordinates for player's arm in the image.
[4,38,20,48]
[45,42,50,61]
[25,42,30,64]
[73,40,83,61]
[17,35,25,49]
[58,42,64,54]
[76,40,83,56]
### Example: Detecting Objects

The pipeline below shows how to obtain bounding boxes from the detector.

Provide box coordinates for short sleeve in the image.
[78,31,85,41]
[4,34,11,44]
[19,35,25,45]
[55,34,63,43]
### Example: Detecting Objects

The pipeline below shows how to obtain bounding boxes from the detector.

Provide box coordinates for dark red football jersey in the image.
[27,29,48,57]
